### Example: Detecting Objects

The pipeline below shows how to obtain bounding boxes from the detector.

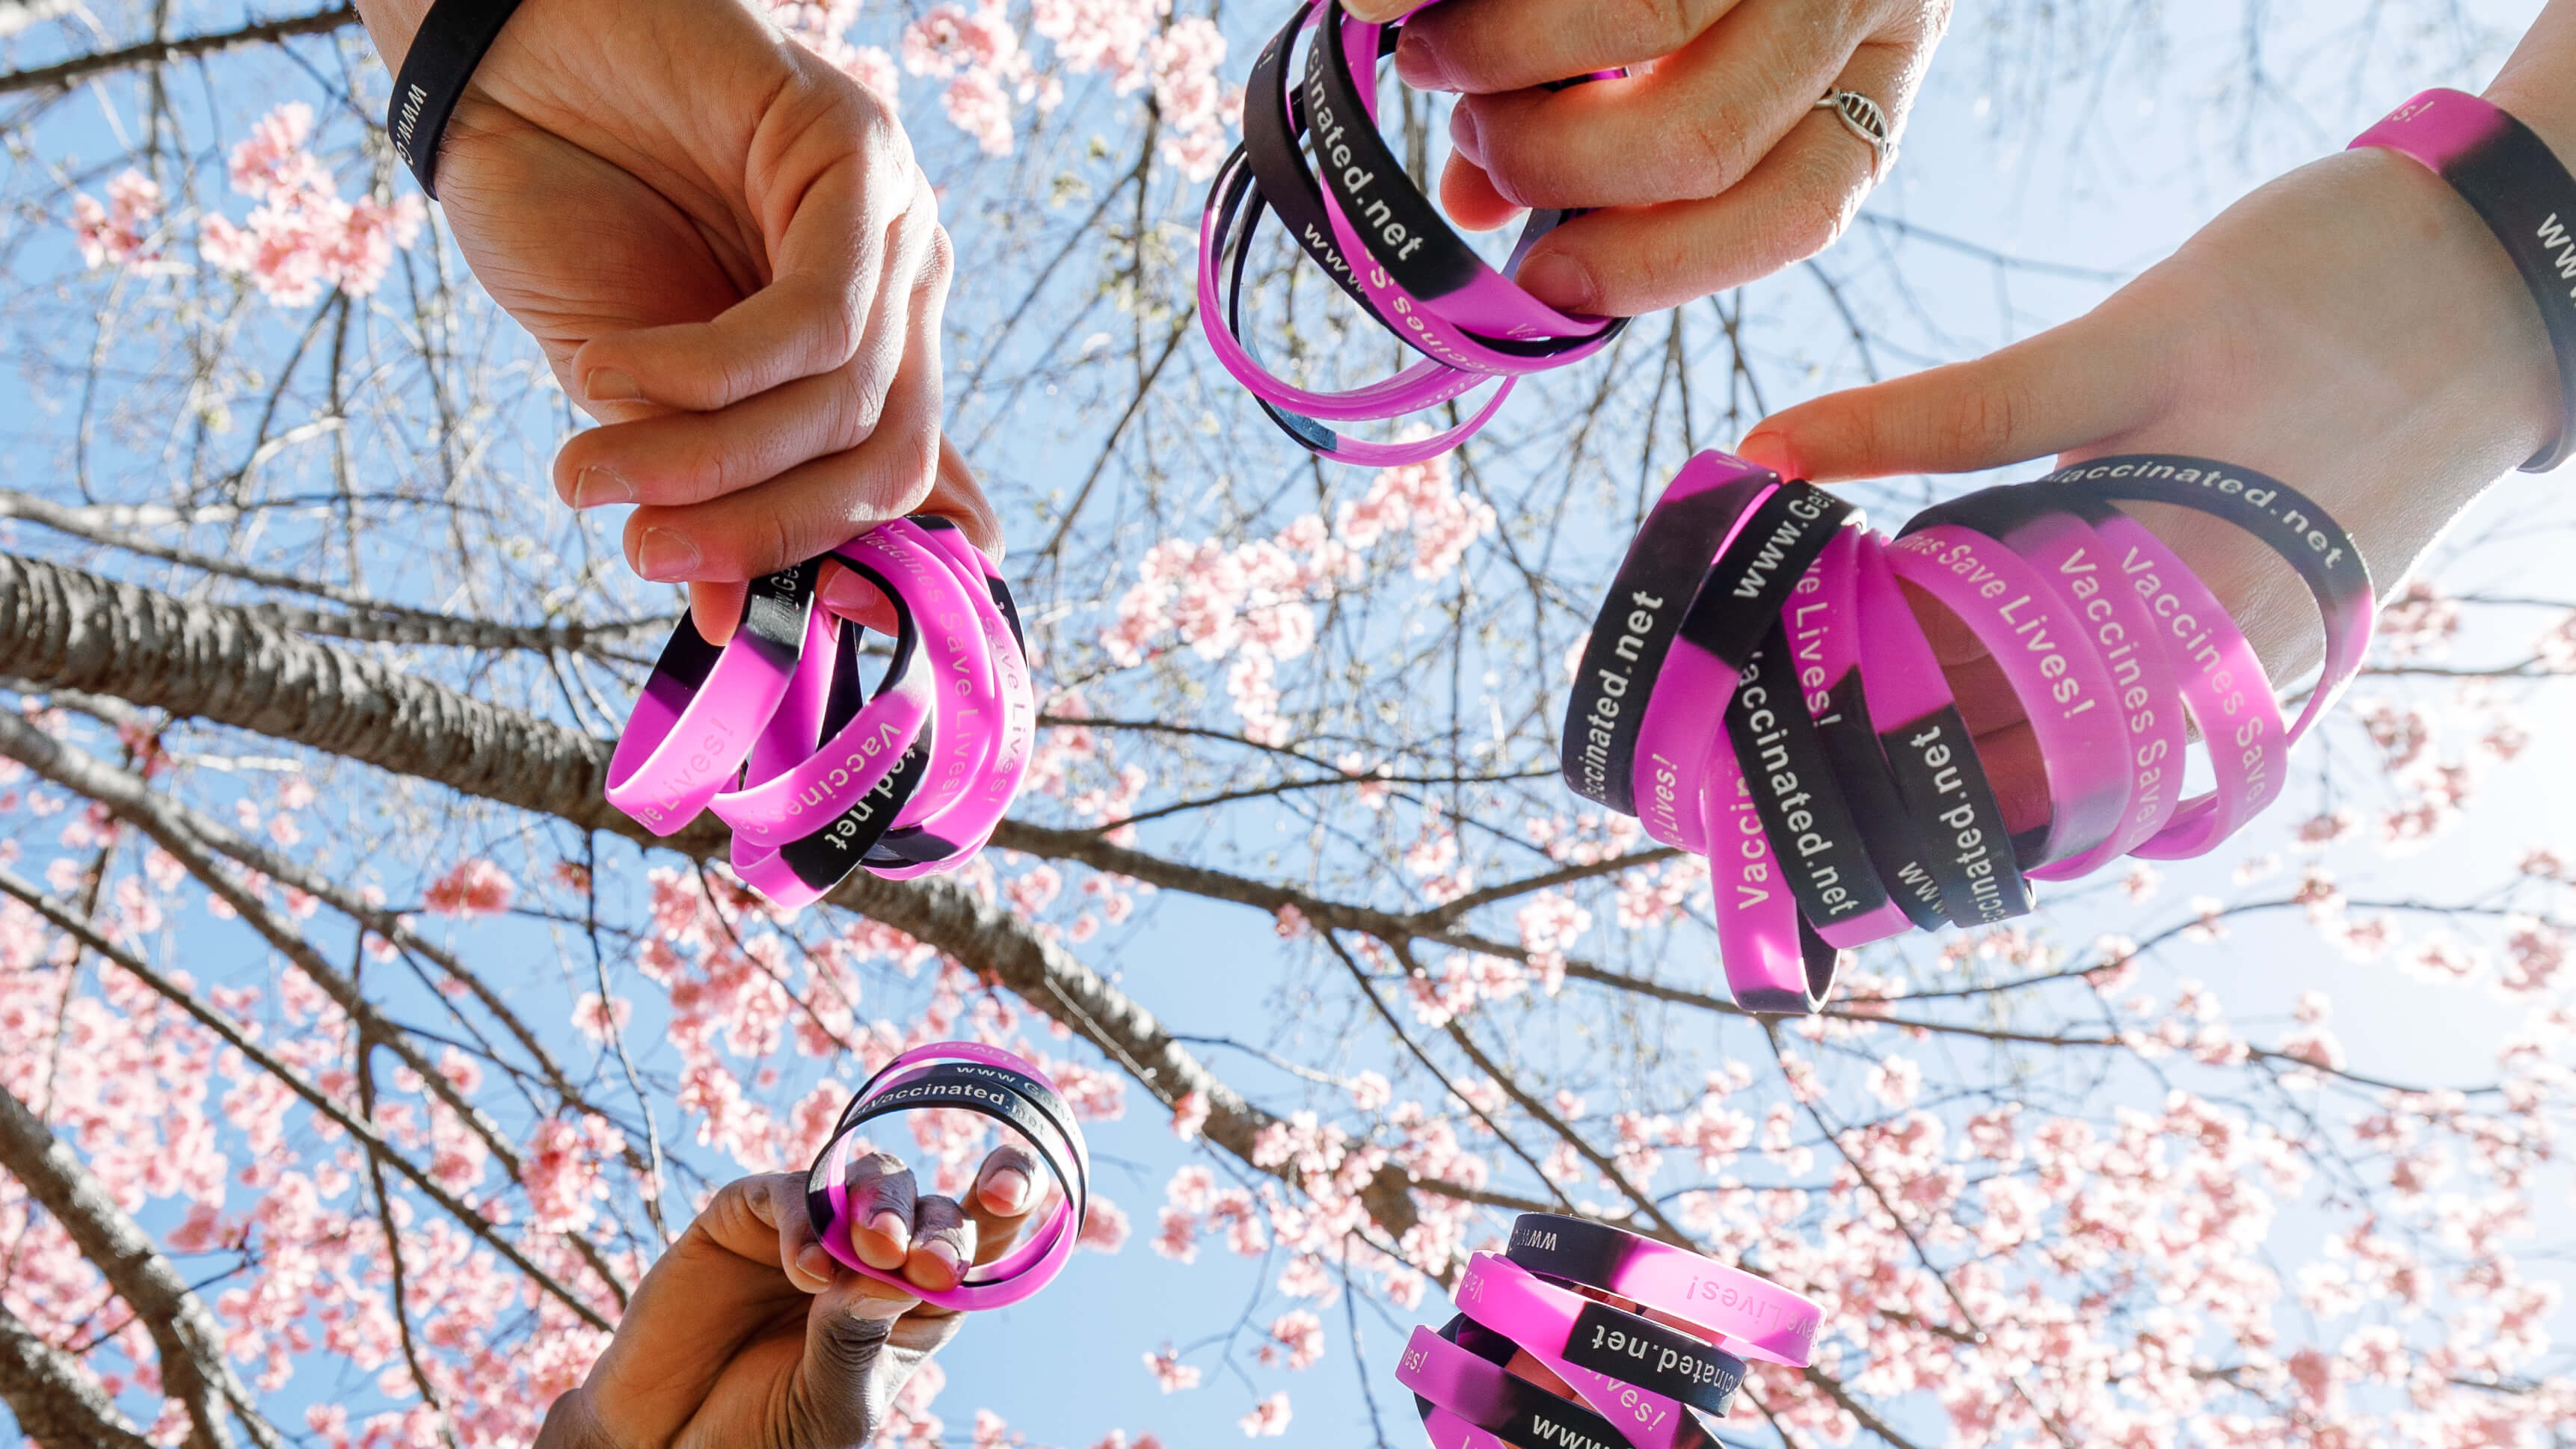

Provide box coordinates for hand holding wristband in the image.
[805,1042,1089,1311]
[2350,89,2576,470]
[607,519,1034,908]
[1561,449,2369,1014]
[1199,0,1626,462]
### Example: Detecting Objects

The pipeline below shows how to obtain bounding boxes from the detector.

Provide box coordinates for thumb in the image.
[1737,308,2174,483]
[796,1273,956,1439]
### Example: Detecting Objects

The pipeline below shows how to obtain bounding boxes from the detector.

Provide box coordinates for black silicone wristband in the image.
[1303,0,1623,345]
[2353,90,2576,471]
[1561,466,1777,813]
[385,0,533,197]
[1722,622,1893,935]
[1673,482,1858,671]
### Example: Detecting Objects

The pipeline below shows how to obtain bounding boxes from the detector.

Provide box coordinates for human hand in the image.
[1734,137,2563,829]
[535,1139,1057,1449]
[1338,0,1951,315]
[354,0,1002,641]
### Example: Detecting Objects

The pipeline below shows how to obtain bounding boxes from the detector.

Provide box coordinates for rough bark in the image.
[0,1301,159,1449]
[0,550,1421,1238]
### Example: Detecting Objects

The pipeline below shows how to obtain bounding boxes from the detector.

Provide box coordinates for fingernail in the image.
[925,1239,964,1279]
[585,369,643,404]
[985,1168,1031,1212]
[1448,101,1481,164]
[571,465,633,509]
[635,527,700,582]
[1394,31,1454,91]
[820,568,888,615]
[1736,430,1797,478]
[870,1210,910,1249]
[797,1242,835,1284]
[1516,253,1594,313]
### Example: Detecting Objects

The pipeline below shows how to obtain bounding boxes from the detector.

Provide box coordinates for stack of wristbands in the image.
[1199,0,1627,466]
[605,517,1034,910]
[1399,1214,1821,1449]
[1563,452,2375,1015]
[807,1041,1090,1308]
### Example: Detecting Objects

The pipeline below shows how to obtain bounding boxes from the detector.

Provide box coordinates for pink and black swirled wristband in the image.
[806,1042,1088,1311]
[2351,89,2576,471]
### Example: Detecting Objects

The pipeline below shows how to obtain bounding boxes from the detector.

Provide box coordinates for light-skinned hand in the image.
[1734,106,2565,829]
[1340,0,1952,315]
[354,0,1003,643]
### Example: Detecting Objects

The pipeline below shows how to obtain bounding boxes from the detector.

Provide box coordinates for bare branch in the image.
[0,6,359,97]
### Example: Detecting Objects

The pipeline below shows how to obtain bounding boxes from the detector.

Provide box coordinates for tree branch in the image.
[0,1299,158,1449]
[0,1080,283,1449]
[0,6,359,97]
[0,550,1431,1241]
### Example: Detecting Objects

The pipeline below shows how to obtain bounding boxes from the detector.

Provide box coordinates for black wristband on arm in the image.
[385,0,534,197]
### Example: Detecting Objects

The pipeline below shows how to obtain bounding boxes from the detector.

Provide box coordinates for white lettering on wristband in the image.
[2055,547,2174,828]
[1573,589,1665,800]
[1903,723,2011,923]
[2536,215,2576,299]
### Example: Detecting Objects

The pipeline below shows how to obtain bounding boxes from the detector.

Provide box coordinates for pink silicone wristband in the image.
[1782,529,1913,948]
[1884,526,2132,867]
[605,563,821,834]
[2079,508,2286,858]
[1990,508,2191,880]
[809,1043,1084,1311]
[1454,1253,1743,1433]
[1502,1213,1822,1367]
[1698,734,1837,1015]
[1626,482,1781,852]
[1398,1325,1714,1449]
[710,529,985,849]
[871,523,1037,876]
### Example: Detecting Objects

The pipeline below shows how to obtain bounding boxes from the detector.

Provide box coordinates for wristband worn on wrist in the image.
[385,0,532,196]
[2350,88,2576,470]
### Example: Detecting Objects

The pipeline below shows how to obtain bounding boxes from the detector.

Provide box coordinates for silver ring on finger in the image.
[1816,89,1896,179]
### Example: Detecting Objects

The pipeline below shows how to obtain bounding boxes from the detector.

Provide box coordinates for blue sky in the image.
[4,0,2572,1444]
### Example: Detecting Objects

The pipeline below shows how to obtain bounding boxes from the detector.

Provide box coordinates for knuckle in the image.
[853,1149,909,1181]
[1608,0,1700,58]
[1676,108,1756,197]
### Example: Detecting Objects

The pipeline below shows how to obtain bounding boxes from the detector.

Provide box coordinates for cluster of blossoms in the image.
[198,103,426,306]
[1101,453,1498,741]
[831,0,1240,170]
[771,0,903,98]
[71,169,165,268]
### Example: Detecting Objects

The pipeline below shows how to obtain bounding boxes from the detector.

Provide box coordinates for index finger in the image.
[1391,0,1749,94]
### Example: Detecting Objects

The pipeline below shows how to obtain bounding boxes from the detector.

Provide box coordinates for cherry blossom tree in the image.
[2,1,2572,1448]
